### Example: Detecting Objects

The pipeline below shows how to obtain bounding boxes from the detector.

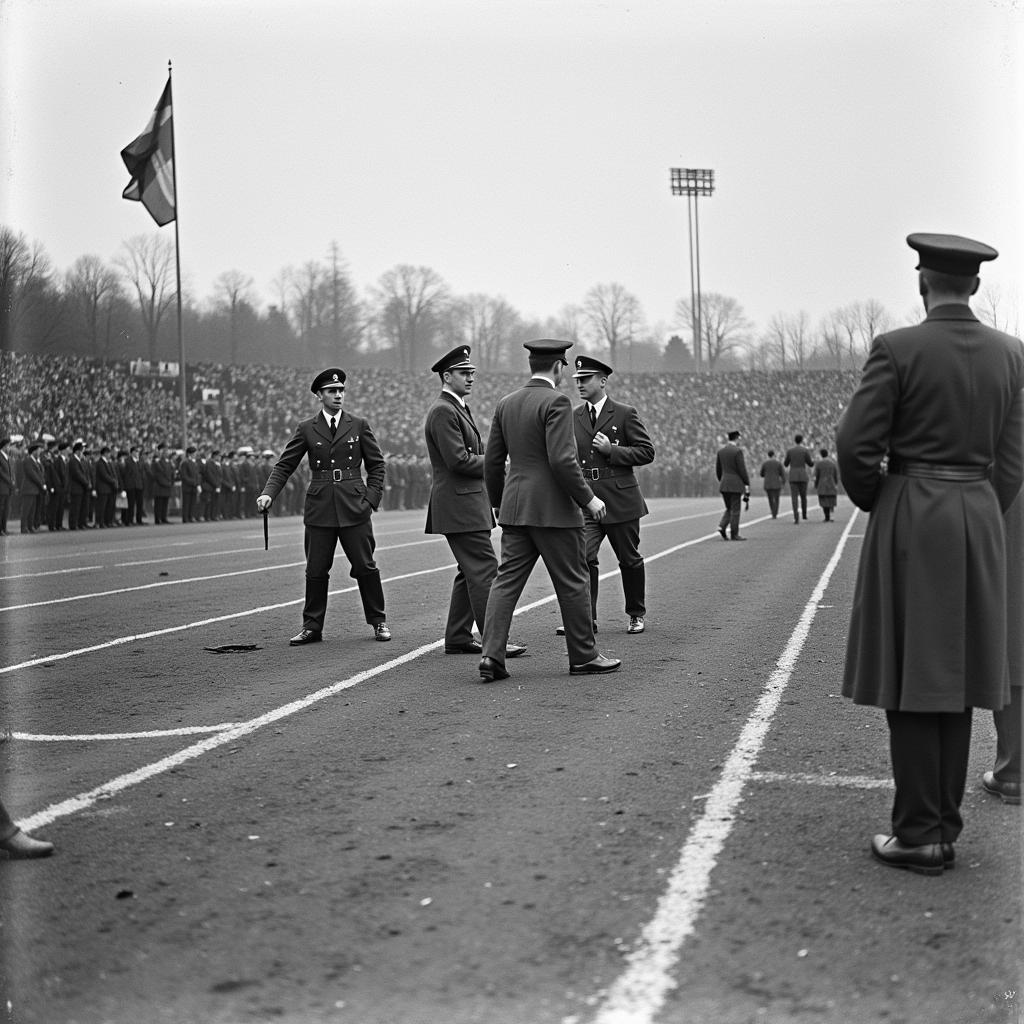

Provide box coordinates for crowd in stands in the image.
[1,350,862,526]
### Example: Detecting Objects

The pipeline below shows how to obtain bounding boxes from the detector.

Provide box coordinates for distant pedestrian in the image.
[715,430,750,541]
[784,434,814,522]
[813,448,839,522]
[759,449,786,519]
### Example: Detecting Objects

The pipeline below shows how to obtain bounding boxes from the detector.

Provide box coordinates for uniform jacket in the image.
[715,443,750,493]
[759,457,786,490]
[813,456,839,496]
[571,397,654,524]
[484,379,595,528]
[151,456,175,497]
[838,303,1024,712]
[784,444,814,481]
[179,457,201,489]
[123,456,144,491]
[201,458,223,491]
[46,455,69,493]
[262,410,385,528]
[424,392,494,535]
[94,456,119,494]
[68,454,91,495]
[20,456,45,496]
[0,451,12,495]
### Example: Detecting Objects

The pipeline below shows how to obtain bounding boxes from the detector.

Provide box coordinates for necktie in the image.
[588,404,597,428]
[329,416,337,437]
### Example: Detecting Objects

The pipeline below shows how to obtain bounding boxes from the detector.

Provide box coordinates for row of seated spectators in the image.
[1,351,861,502]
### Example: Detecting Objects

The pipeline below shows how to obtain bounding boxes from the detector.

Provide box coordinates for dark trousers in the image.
[718,492,742,538]
[128,488,144,523]
[765,488,781,517]
[20,494,40,532]
[96,491,115,527]
[443,530,498,646]
[482,525,597,667]
[790,481,808,520]
[0,492,8,532]
[993,686,1022,783]
[48,489,66,530]
[154,495,170,524]
[583,517,645,619]
[181,487,199,523]
[886,708,973,845]
[68,490,86,529]
[302,520,385,631]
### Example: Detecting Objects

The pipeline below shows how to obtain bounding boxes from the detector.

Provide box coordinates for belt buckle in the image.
[332,469,343,482]
[589,468,600,480]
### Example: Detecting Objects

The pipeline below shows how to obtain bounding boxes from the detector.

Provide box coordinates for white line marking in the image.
[0,565,102,580]
[13,724,239,741]
[16,640,446,834]
[585,510,859,1024]
[751,770,892,791]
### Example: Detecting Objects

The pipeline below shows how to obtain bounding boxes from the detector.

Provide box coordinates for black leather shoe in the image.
[0,829,54,860]
[627,616,646,634]
[569,655,622,675]
[374,623,392,642]
[941,843,955,868]
[718,526,728,540]
[446,639,483,654]
[289,629,322,646]
[478,656,510,682]
[982,771,1021,804]
[870,834,944,875]
[730,535,746,541]
[556,622,598,636]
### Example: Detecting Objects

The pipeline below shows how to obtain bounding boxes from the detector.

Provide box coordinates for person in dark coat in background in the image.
[67,440,91,530]
[784,434,814,523]
[813,447,839,522]
[151,442,175,524]
[479,340,621,681]
[759,449,786,519]
[838,232,1024,876]
[19,442,45,534]
[0,436,13,535]
[424,346,525,661]
[178,446,202,523]
[715,430,750,541]
[257,368,391,645]
[94,445,119,528]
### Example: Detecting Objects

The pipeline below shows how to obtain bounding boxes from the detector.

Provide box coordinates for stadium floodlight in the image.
[670,168,715,371]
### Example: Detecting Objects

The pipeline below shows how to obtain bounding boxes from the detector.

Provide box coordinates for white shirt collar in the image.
[322,409,339,425]
[529,374,556,388]
[441,385,466,407]
[589,395,608,416]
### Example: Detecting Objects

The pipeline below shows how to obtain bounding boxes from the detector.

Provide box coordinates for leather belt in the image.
[312,468,362,482]
[585,467,633,481]
[889,458,989,482]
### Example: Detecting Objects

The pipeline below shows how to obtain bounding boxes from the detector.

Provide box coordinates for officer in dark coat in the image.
[715,430,750,540]
[560,355,655,635]
[424,346,526,660]
[19,443,45,534]
[257,368,391,645]
[178,446,202,523]
[151,443,175,524]
[479,341,621,681]
[838,232,1024,875]
[784,434,814,523]
[68,440,91,530]
[759,449,786,518]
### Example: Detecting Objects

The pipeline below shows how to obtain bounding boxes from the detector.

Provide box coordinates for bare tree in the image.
[785,309,813,370]
[976,283,1020,335]
[66,255,122,357]
[763,313,789,370]
[819,311,846,370]
[213,269,255,365]
[452,293,522,370]
[0,227,63,353]
[115,233,177,362]
[676,293,751,369]
[582,282,644,363]
[324,242,365,361]
[370,265,450,371]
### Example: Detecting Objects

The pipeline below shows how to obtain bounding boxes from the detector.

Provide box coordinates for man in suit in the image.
[201,449,223,522]
[256,367,391,645]
[557,355,655,636]
[124,445,145,524]
[784,433,814,523]
[715,430,750,541]
[424,346,526,660]
[179,446,202,523]
[94,445,119,528]
[151,442,175,524]
[19,442,45,534]
[67,440,91,530]
[0,436,13,535]
[839,232,1024,875]
[759,449,786,519]
[479,340,621,681]
[45,440,69,531]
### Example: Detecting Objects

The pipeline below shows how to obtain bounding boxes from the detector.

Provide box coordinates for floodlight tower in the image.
[670,168,715,371]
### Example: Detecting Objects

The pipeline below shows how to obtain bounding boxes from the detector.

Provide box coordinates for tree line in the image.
[1,225,1016,373]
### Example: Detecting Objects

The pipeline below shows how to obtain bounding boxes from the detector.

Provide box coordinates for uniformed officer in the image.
[556,355,655,636]
[839,232,1024,875]
[424,346,526,660]
[256,367,391,645]
[784,434,814,523]
[715,430,750,540]
[479,340,621,681]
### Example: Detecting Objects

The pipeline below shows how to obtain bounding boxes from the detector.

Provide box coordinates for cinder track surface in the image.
[1,499,1019,1024]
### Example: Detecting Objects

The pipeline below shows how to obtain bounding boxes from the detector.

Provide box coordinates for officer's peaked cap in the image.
[311,367,347,393]
[907,233,998,275]
[572,355,613,378]
[431,346,475,374]
[524,339,572,365]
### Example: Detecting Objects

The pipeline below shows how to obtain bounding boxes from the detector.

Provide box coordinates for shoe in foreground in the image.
[289,629,322,646]
[627,616,645,634]
[374,623,392,642]
[870,834,944,875]
[982,770,1021,804]
[0,829,55,860]
[569,654,622,675]
[478,656,510,682]
[555,622,597,636]
[446,639,526,658]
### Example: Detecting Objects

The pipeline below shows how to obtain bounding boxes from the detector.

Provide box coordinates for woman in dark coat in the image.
[813,447,839,522]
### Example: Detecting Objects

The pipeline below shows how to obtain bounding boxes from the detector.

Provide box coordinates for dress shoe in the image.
[941,843,955,868]
[374,623,392,642]
[982,770,1021,804]
[569,654,622,675]
[718,526,728,540]
[289,629,322,646]
[627,616,646,634]
[478,656,510,682]
[730,535,747,541]
[0,829,55,860]
[446,639,484,654]
[556,622,598,636]
[870,834,944,876]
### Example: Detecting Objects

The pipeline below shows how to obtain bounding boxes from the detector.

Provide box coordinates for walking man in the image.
[839,232,1024,875]
[256,367,391,645]
[715,430,750,541]
[424,346,526,660]
[759,449,786,519]
[479,340,621,681]
[784,433,814,522]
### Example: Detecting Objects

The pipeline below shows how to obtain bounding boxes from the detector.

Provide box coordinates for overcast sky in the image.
[2,0,1021,343]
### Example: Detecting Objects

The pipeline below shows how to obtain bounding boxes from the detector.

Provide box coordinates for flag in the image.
[121,79,175,226]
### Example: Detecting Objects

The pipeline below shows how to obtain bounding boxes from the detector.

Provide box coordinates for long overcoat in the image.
[571,397,654,524]
[838,303,1024,712]
[813,456,839,507]
[262,411,385,528]
[484,380,594,526]
[424,392,494,536]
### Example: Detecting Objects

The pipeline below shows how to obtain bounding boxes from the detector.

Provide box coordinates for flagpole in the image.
[168,59,188,449]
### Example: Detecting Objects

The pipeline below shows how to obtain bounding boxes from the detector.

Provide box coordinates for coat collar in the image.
[925,303,979,323]
[313,410,353,443]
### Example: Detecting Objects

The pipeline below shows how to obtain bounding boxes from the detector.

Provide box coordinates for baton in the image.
[262,510,269,550]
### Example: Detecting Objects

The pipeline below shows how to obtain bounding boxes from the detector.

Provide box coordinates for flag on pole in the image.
[121,79,175,226]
